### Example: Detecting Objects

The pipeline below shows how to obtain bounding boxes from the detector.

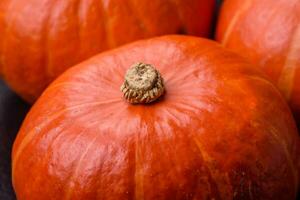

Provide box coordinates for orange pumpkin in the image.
[12,35,300,199]
[0,0,215,103]
[216,0,300,121]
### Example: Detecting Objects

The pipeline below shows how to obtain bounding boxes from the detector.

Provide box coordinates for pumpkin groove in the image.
[220,0,252,46]
[278,24,300,100]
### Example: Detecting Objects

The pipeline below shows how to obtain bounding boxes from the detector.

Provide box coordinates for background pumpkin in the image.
[215,0,300,121]
[0,0,215,103]
[12,35,300,199]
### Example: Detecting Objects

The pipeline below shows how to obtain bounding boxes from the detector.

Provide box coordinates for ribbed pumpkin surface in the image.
[12,35,300,200]
[0,0,215,102]
[216,0,300,121]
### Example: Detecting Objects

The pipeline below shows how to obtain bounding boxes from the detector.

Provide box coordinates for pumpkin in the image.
[215,0,300,121]
[0,0,215,103]
[12,35,300,199]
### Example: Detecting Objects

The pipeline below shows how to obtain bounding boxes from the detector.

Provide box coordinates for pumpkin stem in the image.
[120,62,165,104]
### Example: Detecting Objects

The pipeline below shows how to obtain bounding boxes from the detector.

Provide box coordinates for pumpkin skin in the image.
[0,0,215,103]
[215,0,300,121]
[12,35,300,199]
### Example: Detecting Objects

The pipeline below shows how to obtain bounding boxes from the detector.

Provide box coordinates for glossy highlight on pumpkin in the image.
[216,0,300,121]
[0,0,215,103]
[12,35,300,199]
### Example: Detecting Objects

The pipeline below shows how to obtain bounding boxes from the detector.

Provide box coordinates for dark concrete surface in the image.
[0,81,30,200]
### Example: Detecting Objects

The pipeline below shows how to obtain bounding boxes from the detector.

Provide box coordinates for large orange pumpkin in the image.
[12,35,300,199]
[0,0,215,103]
[215,0,300,121]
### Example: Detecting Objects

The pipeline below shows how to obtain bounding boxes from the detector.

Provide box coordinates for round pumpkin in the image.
[215,0,300,121]
[0,0,215,103]
[12,35,300,199]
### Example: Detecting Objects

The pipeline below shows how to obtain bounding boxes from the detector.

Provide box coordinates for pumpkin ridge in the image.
[193,137,230,199]
[153,105,223,198]
[12,100,120,175]
[134,130,145,200]
[63,128,101,200]
[155,119,189,194]
[41,125,83,168]
[18,120,92,196]
[94,151,107,200]
[60,105,129,199]
[155,116,220,198]
[220,0,252,46]
[277,24,300,100]
[191,139,222,199]
[12,117,70,189]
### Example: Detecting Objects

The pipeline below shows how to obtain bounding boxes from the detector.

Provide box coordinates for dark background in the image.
[0,81,29,200]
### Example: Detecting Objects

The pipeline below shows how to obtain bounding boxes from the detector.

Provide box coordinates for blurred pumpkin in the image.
[0,0,215,103]
[216,0,300,121]
[12,35,300,199]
